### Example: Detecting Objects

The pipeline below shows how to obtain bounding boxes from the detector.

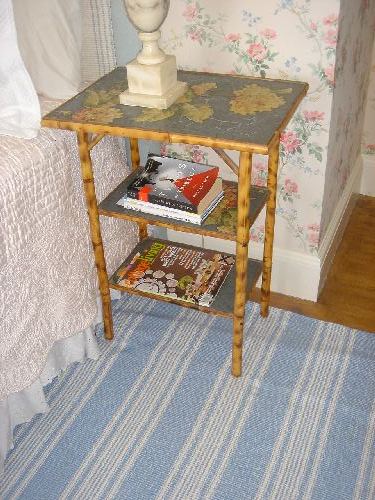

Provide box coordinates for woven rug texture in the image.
[1,295,374,500]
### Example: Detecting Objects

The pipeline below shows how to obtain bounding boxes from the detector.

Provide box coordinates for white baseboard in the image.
[318,155,363,293]
[166,155,363,302]
[360,154,375,196]
[204,236,321,301]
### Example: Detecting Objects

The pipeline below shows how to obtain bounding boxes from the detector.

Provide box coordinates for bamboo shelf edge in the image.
[40,118,269,155]
[108,283,233,318]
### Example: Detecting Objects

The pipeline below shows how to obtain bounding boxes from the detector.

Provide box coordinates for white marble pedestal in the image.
[119,54,187,109]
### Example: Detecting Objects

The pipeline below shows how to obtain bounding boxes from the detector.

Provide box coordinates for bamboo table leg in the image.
[77,130,114,340]
[261,135,280,317]
[232,151,253,377]
[130,137,148,241]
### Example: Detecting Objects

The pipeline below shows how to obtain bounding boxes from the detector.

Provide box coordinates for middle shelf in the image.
[99,180,269,241]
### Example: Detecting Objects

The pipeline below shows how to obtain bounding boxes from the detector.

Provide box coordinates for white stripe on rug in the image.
[303,327,355,500]
[353,399,375,500]
[3,296,154,498]
[255,323,355,500]
[204,311,293,500]
[104,313,218,500]
[367,450,375,500]
[60,308,215,500]
[95,312,214,500]
[156,307,285,500]
[254,321,331,500]
[273,328,355,500]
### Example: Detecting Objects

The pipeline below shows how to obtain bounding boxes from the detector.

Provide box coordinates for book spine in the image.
[147,194,196,213]
[125,187,195,212]
[122,201,202,224]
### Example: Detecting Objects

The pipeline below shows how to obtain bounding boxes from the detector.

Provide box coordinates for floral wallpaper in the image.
[361,39,375,156]
[157,0,373,256]
[320,0,375,239]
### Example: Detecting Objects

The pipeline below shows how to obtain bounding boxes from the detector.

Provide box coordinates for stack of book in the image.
[116,154,224,224]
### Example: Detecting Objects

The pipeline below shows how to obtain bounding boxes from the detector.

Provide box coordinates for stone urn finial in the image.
[123,0,170,32]
[120,0,187,109]
[123,0,170,64]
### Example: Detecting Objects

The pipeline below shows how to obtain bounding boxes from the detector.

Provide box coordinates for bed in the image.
[0,0,138,473]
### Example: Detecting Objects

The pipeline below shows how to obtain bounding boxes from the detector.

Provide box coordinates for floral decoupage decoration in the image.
[134,82,217,123]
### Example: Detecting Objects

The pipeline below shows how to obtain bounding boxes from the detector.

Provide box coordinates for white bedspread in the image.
[0,97,138,400]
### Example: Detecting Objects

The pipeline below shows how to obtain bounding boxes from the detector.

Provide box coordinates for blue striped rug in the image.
[1,295,375,500]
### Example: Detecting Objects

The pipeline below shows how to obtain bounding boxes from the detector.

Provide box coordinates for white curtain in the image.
[0,0,40,138]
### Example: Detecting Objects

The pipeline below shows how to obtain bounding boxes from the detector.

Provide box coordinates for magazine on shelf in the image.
[118,190,224,224]
[117,153,223,214]
[111,239,235,307]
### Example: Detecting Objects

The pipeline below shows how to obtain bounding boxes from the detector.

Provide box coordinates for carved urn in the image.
[120,0,187,109]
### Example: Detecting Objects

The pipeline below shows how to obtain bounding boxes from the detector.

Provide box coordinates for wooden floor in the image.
[249,195,375,333]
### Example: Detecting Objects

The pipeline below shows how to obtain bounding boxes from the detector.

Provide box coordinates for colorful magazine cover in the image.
[111,239,235,307]
[124,154,222,213]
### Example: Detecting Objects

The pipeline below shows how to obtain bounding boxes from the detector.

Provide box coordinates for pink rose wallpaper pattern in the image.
[160,0,375,256]
[321,0,375,239]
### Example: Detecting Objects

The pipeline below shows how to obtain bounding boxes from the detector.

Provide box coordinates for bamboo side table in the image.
[42,68,308,377]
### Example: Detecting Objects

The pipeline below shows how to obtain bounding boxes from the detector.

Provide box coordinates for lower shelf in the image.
[109,237,262,318]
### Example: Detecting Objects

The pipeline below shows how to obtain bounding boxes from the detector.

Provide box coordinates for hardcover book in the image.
[119,190,224,224]
[111,238,235,307]
[117,154,223,214]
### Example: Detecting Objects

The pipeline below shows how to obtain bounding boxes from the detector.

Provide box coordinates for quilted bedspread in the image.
[0,99,138,400]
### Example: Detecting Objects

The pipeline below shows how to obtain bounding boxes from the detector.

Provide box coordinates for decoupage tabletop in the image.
[42,67,308,151]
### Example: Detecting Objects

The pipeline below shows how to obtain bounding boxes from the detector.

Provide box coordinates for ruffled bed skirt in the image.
[0,326,101,474]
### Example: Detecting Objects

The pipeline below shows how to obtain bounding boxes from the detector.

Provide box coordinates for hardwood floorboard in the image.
[249,195,375,333]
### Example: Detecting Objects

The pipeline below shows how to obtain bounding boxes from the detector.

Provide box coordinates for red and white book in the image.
[117,153,223,215]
